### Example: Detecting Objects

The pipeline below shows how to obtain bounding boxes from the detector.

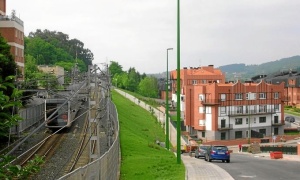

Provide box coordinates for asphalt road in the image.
[214,153,300,180]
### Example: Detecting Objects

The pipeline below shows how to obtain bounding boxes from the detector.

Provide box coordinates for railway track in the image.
[16,132,66,167]
[66,116,90,173]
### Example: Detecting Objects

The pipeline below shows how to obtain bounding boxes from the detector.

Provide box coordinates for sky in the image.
[6,0,300,74]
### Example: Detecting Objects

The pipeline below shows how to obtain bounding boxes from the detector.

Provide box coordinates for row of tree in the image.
[109,61,160,98]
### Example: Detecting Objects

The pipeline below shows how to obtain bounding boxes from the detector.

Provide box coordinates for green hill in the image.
[219,56,300,81]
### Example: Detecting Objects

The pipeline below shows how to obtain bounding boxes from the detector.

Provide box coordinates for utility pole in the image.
[88,65,101,161]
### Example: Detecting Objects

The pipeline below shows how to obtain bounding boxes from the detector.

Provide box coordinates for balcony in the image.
[218,124,233,131]
[0,15,24,26]
[201,99,220,105]
[272,120,285,126]
[228,109,277,117]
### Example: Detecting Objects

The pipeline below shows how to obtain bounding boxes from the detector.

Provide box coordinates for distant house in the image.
[252,70,300,107]
[170,65,285,141]
[38,65,65,85]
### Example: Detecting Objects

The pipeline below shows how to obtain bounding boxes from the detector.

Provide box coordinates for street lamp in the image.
[166,48,173,150]
[176,0,181,164]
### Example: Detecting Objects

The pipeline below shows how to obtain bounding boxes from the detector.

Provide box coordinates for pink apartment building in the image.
[0,0,25,79]
[170,65,285,141]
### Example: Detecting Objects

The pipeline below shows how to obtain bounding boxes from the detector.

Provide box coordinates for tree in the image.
[27,29,93,67]
[109,61,123,77]
[0,34,17,80]
[0,76,23,139]
[138,76,159,98]
[127,67,140,92]
[0,34,23,140]
[119,72,129,89]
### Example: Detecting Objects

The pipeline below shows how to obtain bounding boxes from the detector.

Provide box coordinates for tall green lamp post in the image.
[166,48,173,150]
[176,0,181,164]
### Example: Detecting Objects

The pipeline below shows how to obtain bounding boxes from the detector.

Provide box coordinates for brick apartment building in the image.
[253,70,300,107]
[170,65,285,141]
[0,0,25,79]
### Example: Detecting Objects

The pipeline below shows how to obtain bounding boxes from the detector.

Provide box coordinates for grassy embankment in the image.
[112,90,185,180]
[284,106,300,117]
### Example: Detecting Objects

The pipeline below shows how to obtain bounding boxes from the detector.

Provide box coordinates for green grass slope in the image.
[112,90,185,180]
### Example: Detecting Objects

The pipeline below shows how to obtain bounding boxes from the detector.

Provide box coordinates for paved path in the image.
[181,154,234,180]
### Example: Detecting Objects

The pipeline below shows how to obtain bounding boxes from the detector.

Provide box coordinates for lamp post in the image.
[176,0,181,164]
[166,48,173,150]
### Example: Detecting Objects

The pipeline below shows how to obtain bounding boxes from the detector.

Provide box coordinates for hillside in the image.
[218,56,300,81]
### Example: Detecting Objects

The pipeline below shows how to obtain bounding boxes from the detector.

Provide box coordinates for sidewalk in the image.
[181,153,234,180]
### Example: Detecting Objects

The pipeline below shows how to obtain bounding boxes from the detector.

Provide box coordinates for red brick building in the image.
[170,65,285,141]
[0,0,25,79]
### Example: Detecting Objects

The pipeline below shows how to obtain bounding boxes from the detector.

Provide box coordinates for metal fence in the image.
[10,103,44,134]
[242,145,297,154]
[260,145,297,154]
[58,100,120,180]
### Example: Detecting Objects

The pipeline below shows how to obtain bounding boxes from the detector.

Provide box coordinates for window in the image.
[274,128,279,135]
[259,105,267,113]
[259,117,266,123]
[199,120,205,126]
[202,80,207,84]
[206,107,211,114]
[259,93,266,99]
[274,116,279,124]
[235,131,243,139]
[199,107,206,113]
[254,117,256,123]
[199,94,205,101]
[220,106,226,114]
[236,106,243,114]
[235,93,243,100]
[202,132,205,138]
[246,118,249,124]
[274,104,279,112]
[235,118,243,125]
[220,94,226,101]
[274,92,279,99]
[246,93,256,100]
[192,80,197,85]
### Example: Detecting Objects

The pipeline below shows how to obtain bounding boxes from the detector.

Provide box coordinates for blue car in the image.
[204,145,230,163]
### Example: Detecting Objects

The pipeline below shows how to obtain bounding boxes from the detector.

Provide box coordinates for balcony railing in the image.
[228,109,277,116]
[0,15,24,26]
[201,99,220,105]
[218,124,233,130]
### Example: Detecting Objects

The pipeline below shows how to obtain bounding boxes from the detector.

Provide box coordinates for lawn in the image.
[112,90,185,180]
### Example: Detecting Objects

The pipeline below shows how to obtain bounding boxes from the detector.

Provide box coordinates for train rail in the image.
[16,132,65,167]
[67,116,90,172]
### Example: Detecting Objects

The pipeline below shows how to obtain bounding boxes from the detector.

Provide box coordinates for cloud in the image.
[6,0,300,73]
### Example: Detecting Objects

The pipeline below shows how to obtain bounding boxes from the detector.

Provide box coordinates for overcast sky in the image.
[6,0,300,74]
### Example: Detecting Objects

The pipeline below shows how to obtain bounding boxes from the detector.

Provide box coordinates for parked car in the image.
[195,145,209,158]
[205,145,230,163]
[285,116,295,123]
